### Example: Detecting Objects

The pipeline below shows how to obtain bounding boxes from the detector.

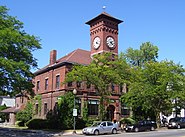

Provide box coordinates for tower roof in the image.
[86,12,123,25]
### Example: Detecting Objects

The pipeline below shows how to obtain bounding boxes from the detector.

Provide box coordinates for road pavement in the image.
[0,126,185,137]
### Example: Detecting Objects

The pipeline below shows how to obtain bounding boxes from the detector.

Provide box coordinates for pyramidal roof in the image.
[86,12,123,25]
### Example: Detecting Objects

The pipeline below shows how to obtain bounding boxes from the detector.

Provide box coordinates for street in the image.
[1,127,185,137]
[0,127,53,137]
[73,129,185,137]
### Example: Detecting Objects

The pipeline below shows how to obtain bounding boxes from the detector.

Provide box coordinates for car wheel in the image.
[94,130,99,135]
[134,127,139,132]
[150,126,155,131]
[177,125,181,129]
[112,128,117,134]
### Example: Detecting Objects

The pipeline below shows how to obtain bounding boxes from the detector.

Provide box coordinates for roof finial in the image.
[102,6,106,12]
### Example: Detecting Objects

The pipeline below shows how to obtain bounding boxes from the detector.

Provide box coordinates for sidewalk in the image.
[0,123,83,136]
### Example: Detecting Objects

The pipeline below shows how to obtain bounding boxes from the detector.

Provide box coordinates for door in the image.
[107,105,115,121]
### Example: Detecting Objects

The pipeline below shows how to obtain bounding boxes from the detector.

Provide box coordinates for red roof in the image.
[57,48,91,65]
[34,49,91,75]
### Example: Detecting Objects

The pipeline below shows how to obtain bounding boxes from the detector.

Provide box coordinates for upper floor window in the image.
[77,81,81,88]
[20,96,24,103]
[36,81,40,91]
[56,75,60,89]
[68,82,72,87]
[111,83,115,91]
[86,82,91,89]
[45,78,49,90]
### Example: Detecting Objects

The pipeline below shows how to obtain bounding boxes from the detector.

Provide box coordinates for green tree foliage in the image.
[33,95,41,115]
[65,52,130,120]
[57,92,86,129]
[58,92,76,129]
[0,6,41,95]
[124,42,158,67]
[121,60,185,124]
[16,101,33,125]
[0,104,8,122]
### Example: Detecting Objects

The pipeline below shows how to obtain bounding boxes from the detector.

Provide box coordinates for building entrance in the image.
[106,105,115,121]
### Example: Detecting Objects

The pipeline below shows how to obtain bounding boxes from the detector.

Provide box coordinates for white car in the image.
[82,121,118,135]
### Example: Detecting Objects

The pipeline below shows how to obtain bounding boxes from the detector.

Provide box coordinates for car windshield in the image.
[91,122,101,127]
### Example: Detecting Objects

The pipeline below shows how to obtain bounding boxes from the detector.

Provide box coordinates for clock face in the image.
[106,36,115,49]
[93,37,101,49]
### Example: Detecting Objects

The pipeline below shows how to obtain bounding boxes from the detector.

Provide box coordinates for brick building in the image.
[33,12,129,121]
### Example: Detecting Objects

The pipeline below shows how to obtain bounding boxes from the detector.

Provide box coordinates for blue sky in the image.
[1,0,185,70]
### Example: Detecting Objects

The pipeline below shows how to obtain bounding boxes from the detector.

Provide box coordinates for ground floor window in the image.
[76,99,81,115]
[35,104,38,115]
[88,100,99,115]
[44,103,48,115]
[121,103,130,116]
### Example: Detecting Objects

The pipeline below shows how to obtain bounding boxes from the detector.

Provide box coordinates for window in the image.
[36,81,40,91]
[68,82,72,87]
[107,122,113,126]
[101,122,106,127]
[88,100,99,115]
[35,104,38,115]
[20,96,24,103]
[121,104,130,116]
[45,78,48,90]
[56,75,60,89]
[54,102,59,115]
[119,84,123,92]
[77,81,81,88]
[111,83,115,91]
[86,82,91,89]
[44,103,48,115]
[76,99,81,115]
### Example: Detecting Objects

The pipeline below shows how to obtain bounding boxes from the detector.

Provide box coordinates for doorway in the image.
[106,105,115,121]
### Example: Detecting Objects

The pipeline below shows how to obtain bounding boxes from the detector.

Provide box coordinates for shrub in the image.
[46,110,61,129]
[15,121,25,127]
[26,119,48,129]
[120,117,135,125]
[76,118,86,129]
[0,104,7,122]
[84,118,100,127]
[16,101,33,125]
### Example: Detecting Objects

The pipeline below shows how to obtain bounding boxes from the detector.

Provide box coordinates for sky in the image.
[1,0,185,70]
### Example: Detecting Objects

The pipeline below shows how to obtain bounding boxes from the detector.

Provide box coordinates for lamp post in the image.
[73,88,77,134]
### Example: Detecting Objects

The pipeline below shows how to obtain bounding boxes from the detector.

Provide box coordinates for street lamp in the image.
[73,88,77,134]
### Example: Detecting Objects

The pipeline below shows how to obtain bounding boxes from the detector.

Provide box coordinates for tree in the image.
[65,52,130,120]
[16,101,33,125]
[124,42,158,67]
[121,60,185,125]
[0,104,8,122]
[58,92,80,129]
[0,6,41,96]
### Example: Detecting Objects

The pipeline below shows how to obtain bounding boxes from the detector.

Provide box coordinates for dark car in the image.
[168,117,185,129]
[125,120,157,132]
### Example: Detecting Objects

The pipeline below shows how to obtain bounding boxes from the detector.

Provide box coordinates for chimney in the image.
[50,50,57,64]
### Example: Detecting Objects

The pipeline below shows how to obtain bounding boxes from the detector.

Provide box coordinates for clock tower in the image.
[86,12,123,57]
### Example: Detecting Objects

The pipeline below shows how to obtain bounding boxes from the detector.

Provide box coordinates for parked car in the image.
[82,121,119,135]
[168,117,185,129]
[125,120,157,132]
